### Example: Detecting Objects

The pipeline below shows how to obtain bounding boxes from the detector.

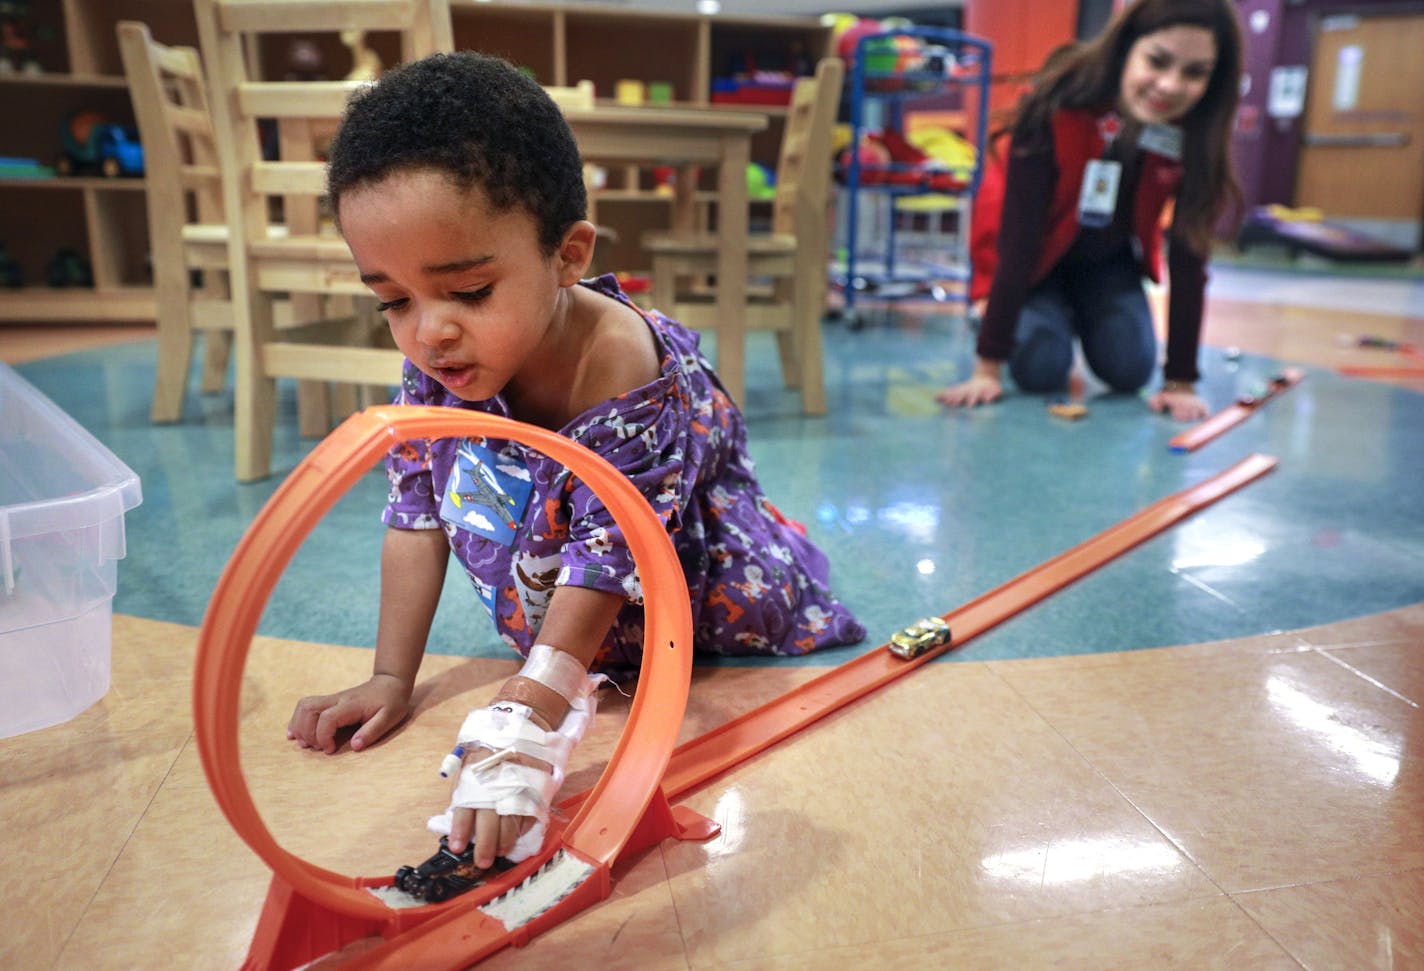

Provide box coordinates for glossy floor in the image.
[8,276,1424,663]
[1,262,1422,969]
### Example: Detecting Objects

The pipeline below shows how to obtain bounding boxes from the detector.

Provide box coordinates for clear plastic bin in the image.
[0,362,142,738]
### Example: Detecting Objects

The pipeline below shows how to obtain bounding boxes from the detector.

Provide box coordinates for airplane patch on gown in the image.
[439,439,533,546]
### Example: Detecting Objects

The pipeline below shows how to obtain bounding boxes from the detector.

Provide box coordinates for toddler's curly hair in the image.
[327,51,587,253]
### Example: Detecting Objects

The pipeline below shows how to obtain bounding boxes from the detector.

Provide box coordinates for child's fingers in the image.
[350,708,393,751]
[314,699,363,754]
[496,815,525,859]
[473,810,502,868]
[448,807,475,854]
[287,694,333,747]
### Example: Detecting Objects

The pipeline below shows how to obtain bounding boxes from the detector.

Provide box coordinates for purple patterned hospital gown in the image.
[382,275,865,675]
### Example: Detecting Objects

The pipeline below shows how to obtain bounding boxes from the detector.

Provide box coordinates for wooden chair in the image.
[119,21,352,429]
[117,21,238,423]
[641,58,844,415]
[193,0,452,481]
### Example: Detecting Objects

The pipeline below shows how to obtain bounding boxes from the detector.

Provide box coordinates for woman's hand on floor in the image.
[1148,387,1210,422]
[937,358,1004,408]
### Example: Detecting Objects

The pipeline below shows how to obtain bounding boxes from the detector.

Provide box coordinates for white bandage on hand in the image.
[427,674,603,862]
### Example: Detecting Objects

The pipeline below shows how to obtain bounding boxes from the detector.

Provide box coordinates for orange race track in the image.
[194,406,1277,969]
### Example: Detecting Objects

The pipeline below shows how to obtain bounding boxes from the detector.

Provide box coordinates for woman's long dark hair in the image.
[1005,0,1244,253]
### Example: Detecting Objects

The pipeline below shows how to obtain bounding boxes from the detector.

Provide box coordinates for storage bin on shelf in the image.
[0,362,143,738]
[834,26,992,324]
[710,72,798,106]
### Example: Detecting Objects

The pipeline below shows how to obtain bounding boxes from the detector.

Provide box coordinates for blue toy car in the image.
[95,125,144,177]
[56,111,144,178]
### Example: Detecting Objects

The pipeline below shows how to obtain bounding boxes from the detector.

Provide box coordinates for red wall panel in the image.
[963,0,1081,115]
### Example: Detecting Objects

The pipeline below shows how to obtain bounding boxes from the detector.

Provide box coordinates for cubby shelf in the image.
[0,1,829,325]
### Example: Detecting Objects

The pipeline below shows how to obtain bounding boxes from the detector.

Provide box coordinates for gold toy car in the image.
[888,616,953,659]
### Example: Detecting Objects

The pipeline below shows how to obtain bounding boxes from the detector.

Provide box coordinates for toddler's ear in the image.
[556,220,599,285]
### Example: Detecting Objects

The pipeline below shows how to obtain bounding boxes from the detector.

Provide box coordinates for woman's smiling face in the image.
[1119,24,1217,125]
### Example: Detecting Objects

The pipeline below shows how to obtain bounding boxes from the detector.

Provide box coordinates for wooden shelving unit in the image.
[0,0,199,323]
[1,0,829,324]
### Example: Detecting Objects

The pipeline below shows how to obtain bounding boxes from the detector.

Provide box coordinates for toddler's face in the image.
[338,169,570,401]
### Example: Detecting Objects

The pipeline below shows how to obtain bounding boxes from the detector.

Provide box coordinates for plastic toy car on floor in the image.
[393,836,513,903]
[1235,373,1293,408]
[888,616,952,659]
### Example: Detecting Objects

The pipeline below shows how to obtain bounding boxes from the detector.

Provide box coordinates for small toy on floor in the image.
[392,835,514,903]
[1235,372,1293,408]
[1049,367,1089,420]
[1336,333,1419,355]
[1048,401,1089,421]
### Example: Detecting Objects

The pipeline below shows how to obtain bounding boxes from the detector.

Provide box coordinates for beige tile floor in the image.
[3,288,1423,970]
[1,607,1421,971]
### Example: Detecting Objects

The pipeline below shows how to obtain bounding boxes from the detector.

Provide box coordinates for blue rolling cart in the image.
[835,27,992,326]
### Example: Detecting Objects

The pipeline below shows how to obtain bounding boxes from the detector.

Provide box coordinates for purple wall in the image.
[1231,0,1284,210]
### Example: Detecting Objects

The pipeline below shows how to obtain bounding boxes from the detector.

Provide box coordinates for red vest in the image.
[970,108,1184,301]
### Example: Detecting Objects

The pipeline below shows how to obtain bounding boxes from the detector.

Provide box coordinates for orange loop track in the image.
[193,406,695,969]
[196,405,1277,969]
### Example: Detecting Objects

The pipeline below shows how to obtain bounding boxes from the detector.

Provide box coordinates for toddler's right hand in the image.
[287,673,412,754]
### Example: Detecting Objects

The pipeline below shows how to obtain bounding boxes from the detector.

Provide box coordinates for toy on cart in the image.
[834,26,993,325]
[837,127,971,192]
[55,111,144,178]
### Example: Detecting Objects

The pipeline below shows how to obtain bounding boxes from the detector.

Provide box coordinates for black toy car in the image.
[393,836,513,903]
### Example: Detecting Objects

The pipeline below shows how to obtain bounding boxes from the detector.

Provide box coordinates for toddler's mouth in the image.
[431,362,476,389]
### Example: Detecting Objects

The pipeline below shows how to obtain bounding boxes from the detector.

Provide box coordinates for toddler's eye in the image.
[454,285,494,302]
[375,298,407,313]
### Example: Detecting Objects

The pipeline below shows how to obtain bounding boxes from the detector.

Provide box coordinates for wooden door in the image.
[1295,12,1424,248]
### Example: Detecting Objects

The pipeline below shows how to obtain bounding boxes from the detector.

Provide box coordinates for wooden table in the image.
[561,105,768,407]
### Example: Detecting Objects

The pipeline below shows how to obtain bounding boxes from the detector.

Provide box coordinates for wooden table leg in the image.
[714,133,750,407]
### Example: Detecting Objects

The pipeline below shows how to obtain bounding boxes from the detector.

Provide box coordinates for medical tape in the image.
[454,702,563,764]
[518,643,587,705]
[428,675,605,863]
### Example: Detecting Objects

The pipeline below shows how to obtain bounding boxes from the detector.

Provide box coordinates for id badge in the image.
[1138,123,1183,161]
[1078,158,1122,228]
